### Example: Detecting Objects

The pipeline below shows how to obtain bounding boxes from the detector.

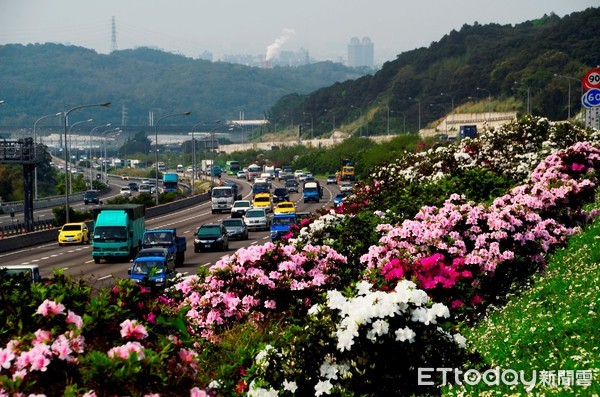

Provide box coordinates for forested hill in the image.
[270,7,600,137]
[0,44,366,128]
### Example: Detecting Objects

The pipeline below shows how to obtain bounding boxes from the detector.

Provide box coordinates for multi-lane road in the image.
[0,175,342,290]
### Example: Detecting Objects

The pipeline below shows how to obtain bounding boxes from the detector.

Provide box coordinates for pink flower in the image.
[471,295,483,306]
[36,299,65,317]
[190,387,209,397]
[119,319,148,340]
[107,341,145,360]
[33,329,52,345]
[0,346,15,369]
[66,311,83,329]
[451,300,464,309]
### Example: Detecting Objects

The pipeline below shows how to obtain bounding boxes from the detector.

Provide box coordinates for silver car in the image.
[243,208,270,231]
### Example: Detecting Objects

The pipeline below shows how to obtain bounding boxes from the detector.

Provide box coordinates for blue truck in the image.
[128,249,176,289]
[302,181,322,203]
[92,204,145,263]
[142,228,186,267]
[163,173,179,192]
[270,213,297,242]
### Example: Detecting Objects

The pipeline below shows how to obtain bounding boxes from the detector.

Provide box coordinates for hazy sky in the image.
[0,1,597,65]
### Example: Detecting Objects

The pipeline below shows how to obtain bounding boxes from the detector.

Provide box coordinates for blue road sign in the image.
[582,88,600,108]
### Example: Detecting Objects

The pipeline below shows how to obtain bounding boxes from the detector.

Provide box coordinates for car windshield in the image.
[234,202,250,208]
[222,219,243,227]
[197,226,221,236]
[245,211,265,218]
[213,189,232,198]
[254,197,269,203]
[274,189,287,195]
[137,250,167,258]
[132,261,163,275]
[84,191,97,197]
[62,224,83,231]
[273,217,293,225]
[278,203,293,209]
[93,226,128,242]
[143,232,173,245]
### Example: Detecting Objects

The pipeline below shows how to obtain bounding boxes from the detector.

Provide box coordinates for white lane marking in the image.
[98,275,113,281]
[84,259,95,263]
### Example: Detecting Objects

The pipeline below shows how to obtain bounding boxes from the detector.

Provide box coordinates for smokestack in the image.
[265,28,296,64]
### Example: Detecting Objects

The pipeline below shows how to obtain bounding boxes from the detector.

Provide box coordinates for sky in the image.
[0,0,597,65]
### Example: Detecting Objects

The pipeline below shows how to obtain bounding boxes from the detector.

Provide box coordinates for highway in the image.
[0,175,341,290]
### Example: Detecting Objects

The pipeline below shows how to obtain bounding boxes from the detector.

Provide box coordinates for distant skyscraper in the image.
[347,37,374,68]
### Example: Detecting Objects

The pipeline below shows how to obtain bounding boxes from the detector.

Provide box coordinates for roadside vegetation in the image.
[0,117,599,396]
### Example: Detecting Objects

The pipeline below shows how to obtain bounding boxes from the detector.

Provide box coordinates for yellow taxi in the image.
[58,222,90,245]
[274,201,296,214]
[252,193,273,212]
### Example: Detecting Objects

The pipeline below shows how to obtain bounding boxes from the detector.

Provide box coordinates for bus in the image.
[226,160,241,175]
[163,173,179,192]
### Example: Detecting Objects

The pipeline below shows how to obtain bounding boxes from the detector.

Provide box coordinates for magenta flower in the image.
[66,310,83,330]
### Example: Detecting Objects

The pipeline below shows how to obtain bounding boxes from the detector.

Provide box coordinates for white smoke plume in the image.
[265,28,296,61]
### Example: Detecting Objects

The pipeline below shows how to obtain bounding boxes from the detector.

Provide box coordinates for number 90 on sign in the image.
[582,88,600,108]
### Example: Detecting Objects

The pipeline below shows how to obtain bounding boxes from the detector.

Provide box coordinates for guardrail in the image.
[0,192,210,253]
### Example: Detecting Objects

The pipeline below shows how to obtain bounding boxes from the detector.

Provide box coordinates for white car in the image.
[237,170,247,179]
[340,182,353,193]
[231,200,252,218]
[119,186,132,197]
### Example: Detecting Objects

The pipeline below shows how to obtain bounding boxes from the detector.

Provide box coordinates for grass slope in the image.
[444,206,600,396]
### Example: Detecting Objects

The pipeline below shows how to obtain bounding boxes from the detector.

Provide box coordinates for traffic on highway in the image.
[0,167,349,290]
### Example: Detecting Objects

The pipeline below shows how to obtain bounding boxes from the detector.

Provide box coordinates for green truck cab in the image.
[92,204,145,263]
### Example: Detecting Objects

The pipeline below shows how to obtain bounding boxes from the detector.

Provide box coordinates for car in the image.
[298,173,309,182]
[237,170,247,179]
[83,189,100,205]
[340,182,354,193]
[243,208,270,231]
[186,166,194,173]
[333,192,349,207]
[58,222,90,245]
[139,184,152,194]
[222,218,249,240]
[194,223,229,252]
[285,178,299,193]
[231,200,252,218]
[135,247,174,262]
[119,186,132,196]
[128,182,139,191]
[253,192,273,212]
[1,265,41,283]
[294,170,305,179]
[326,174,337,185]
[274,201,296,214]
[141,178,151,185]
[272,187,290,203]
[121,175,129,180]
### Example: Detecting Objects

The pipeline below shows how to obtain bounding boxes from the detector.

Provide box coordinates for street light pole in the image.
[190,121,205,196]
[68,119,93,195]
[101,128,120,185]
[476,87,492,122]
[89,123,111,187]
[440,92,454,131]
[303,112,314,139]
[33,112,61,199]
[154,112,191,205]
[63,102,111,223]
[553,74,580,120]
[408,97,421,132]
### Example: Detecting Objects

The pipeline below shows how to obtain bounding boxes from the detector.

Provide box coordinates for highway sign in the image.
[582,88,600,108]
[583,68,600,91]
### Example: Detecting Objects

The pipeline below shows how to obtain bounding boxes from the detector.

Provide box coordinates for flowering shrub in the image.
[361,141,600,311]
[246,280,468,396]
[170,242,348,340]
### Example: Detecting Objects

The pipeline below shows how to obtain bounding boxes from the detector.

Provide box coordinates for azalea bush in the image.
[245,280,469,396]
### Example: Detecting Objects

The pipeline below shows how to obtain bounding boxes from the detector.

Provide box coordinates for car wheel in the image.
[93,257,100,264]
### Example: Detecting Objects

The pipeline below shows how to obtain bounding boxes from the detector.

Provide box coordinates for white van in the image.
[1,265,41,283]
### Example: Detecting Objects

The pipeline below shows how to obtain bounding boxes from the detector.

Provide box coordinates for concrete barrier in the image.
[0,193,210,253]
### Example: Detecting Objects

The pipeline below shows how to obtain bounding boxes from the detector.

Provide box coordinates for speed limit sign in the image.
[583,68,600,91]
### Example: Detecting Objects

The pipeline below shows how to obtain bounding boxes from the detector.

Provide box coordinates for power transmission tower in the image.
[110,16,118,53]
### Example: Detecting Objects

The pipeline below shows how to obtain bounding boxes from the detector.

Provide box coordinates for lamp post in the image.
[89,123,111,186]
[440,92,454,130]
[101,128,120,185]
[63,102,110,223]
[154,112,191,205]
[190,121,206,195]
[553,74,580,120]
[408,97,421,132]
[209,120,221,188]
[68,119,93,194]
[390,110,406,134]
[33,112,61,199]
[476,87,492,122]
[302,112,314,140]
[513,81,531,115]
[430,103,447,135]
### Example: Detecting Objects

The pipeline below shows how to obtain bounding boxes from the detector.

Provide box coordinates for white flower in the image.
[283,379,298,393]
[453,333,467,349]
[395,326,416,343]
[315,379,334,396]
[247,380,278,397]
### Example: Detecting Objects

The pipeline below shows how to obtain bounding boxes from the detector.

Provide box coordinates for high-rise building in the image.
[347,37,374,68]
